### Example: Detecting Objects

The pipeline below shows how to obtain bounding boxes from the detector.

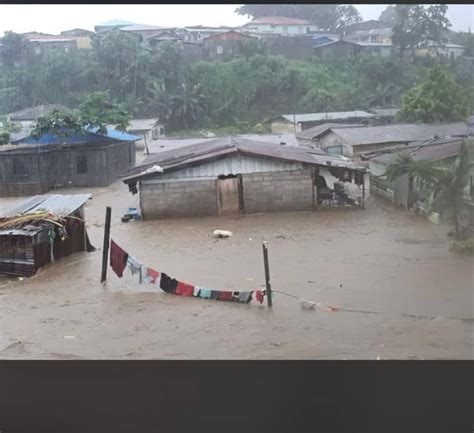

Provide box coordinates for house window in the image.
[76,154,88,174]
[298,27,303,34]
[13,158,29,176]
[283,27,288,34]
[326,145,343,156]
[217,46,223,54]
[306,27,310,33]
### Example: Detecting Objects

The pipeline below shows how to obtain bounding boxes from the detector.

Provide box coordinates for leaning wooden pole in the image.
[262,243,272,308]
[100,206,112,283]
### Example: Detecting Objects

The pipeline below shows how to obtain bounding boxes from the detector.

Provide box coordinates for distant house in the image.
[122,136,368,220]
[202,30,257,59]
[243,16,319,35]
[347,27,392,45]
[368,108,400,125]
[313,39,362,60]
[119,24,176,41]
[94,19,135,33]
[362,137,472,213]
[416,43,466,60]
[357,42,393,57]
[0,194,93,277]
[27,36,78,54]
[268,111,375,134]
[59,28,94,49]
[181,26,234,43]
[316,122,471,159]
[296,123,366,148]
[126,118,164,150]
[0,127,139,197]
[345,20,392,33]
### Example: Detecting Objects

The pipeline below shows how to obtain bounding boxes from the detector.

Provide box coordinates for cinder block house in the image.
[123,136,369,220]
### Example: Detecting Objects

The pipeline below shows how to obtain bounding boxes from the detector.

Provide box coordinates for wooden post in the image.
[100,206,112,283]
[362,173,366,210]
[262,243,272,308]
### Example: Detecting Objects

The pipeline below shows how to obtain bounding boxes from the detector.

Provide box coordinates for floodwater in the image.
[0,175,473,359]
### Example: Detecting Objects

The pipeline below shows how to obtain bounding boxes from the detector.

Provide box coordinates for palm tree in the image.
[384,140,471,240]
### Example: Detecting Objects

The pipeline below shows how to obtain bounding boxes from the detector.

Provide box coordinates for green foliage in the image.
[398,63,468,122]
[31,91,131,139]
[384,140,471,239]
[79,90,130,133]
[392,5,451,56]
[0,116,19,144]
[449,238,474,254]
[379,5,397,25]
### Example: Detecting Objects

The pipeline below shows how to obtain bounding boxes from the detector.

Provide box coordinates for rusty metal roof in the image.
[3,194,92,218]
[296,123,364,140]
[123,136,364,184]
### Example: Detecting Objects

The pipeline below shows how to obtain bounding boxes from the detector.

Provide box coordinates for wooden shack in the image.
[0,194,93,277]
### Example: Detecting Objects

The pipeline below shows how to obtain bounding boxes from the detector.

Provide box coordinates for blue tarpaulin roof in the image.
[16,127,140,145]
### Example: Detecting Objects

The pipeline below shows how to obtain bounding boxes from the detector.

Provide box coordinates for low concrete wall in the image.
[140,178,218,220]
[242,169,314,214]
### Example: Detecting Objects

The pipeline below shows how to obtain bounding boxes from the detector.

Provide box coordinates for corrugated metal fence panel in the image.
[150,154,303,181]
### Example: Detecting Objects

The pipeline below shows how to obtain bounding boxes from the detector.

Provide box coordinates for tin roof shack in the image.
[313,40,362,60]
[126,118,164,150]
[0,194,93,277]
[122,136,368,220]
[268,111,374,134]
[317,122,470,159]
[0,128,139,197]
[362,137,471,212]
[368,108,400,125]
[297,123,365,148]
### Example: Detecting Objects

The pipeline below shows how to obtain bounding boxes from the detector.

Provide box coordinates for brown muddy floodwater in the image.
[0,178,473,359]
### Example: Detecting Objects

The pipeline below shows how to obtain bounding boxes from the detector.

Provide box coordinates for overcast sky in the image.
[0,4,472,36]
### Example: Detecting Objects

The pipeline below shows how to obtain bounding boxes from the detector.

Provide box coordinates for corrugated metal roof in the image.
[248,16,311,25]
[3,194,92,217]
[121,24,172,32]
[146,134,301,155]
[277,111,374,124]
[369,108,399,117]
[330,122,470,146]
[123,136,363,184]
[15,127,140,145]
[297,123,364,140]
[127,118,161,132]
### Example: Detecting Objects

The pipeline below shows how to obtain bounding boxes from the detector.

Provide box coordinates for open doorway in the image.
[216,174,243,215]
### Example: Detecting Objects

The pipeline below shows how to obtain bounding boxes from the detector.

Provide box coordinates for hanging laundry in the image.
[238,291,253,304]
[144,268,160,285]
[127,255,143,284]
[198,288,211,299]
[110,240,128,278]
[217,291,233,302]
[160,273,178,294]
[255,290,265,304]
[210,291,220,300]
[176,281,194,297]
[193,287,201,297]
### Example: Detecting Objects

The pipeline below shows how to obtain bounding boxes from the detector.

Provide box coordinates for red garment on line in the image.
[147,268,160,284]
[218,291,233,302]
[255,290,265,304]
[175,281,194,297]
[110,240,128,278]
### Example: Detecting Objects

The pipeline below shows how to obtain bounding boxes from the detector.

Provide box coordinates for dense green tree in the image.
[392,5,451,57]
[385,140,471,239]
[398,63,468,123]
[379,5,397,25]
[1,31,28,69]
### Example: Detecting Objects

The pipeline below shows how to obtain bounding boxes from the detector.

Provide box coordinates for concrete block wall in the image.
[242,169,314,214]
[141,179,218,220]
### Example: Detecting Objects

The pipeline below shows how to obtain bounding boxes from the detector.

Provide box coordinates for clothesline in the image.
[109,239,267,305]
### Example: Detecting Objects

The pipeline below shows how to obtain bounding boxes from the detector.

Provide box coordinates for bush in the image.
[449,238,474,255]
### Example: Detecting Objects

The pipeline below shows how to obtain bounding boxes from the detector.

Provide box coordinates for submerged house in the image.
[0,127,140,197]
[268,111,374,134]
[126,118,164,150]
[362,137,472,212]
[0,194,93,277]
[122,136,369,220]
[315,122,470,159]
